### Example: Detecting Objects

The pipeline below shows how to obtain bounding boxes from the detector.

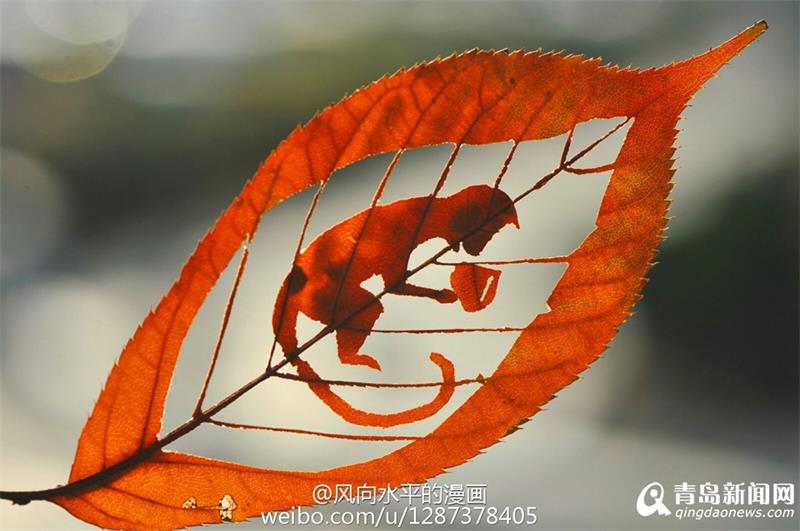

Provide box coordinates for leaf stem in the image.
[208,419,422,441]
[272,371,485,388]
[192,246,250,418]
[433,256,569,266]
[343,326,525,334]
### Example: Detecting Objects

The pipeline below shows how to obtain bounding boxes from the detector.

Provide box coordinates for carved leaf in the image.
[0,22,766,530]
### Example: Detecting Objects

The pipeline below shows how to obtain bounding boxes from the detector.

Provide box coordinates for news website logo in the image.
[636,482,672,517]
[636,481,796,522]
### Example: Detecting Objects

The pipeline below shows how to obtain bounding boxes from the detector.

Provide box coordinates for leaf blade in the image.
[56,21,766,529]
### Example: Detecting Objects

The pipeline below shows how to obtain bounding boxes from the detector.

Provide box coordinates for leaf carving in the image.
[0,22,766,530]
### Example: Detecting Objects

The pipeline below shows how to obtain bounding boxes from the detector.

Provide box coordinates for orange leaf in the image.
[0,22,766,530]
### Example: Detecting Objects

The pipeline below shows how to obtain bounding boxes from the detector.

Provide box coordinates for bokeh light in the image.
[1,0,141,83]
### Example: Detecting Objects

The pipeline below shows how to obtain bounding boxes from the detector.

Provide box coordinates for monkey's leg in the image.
[272,279,300,357]
[336,290,384,370]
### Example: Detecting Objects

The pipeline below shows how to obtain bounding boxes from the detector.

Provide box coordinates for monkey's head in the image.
[442,185,519,256]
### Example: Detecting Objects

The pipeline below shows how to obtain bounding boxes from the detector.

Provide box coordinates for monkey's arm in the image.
[390,279,457,303]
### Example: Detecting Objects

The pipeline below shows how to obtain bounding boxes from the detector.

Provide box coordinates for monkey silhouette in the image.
[273,184,519,370]
[271,184,519,427]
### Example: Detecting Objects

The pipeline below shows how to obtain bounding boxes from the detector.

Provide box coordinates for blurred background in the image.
[1,1,797,529]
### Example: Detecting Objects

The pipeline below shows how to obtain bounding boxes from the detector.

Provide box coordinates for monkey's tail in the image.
[292,353,456,428]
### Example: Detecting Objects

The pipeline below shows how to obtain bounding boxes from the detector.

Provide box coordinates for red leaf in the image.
[0,21,767,530]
